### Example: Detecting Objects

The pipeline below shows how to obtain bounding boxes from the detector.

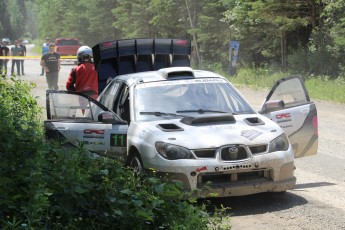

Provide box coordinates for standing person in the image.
[18,39,26,75]
[40,43,61,90]
[66,46,98,100]
[41,37,50,75]
[10,40,22,76]
[0,41,4,75]
[2,41,9,75]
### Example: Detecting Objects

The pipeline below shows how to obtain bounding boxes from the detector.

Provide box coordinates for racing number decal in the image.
[110,134,127,147]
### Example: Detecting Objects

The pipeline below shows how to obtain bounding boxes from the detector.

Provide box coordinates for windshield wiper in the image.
[140,111,185,118]
[176,109,228,114]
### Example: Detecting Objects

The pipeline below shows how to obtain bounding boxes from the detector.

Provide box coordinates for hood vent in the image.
[180,114,236,125]
[157,123,184,132]
[244,117,265,126]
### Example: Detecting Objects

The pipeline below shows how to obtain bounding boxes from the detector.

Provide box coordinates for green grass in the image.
[220,67,345,104]
[305,76,345,103]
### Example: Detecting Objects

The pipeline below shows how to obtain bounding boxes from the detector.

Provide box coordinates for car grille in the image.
[193,144,268,159]
[220,145,248,161]
[197,169,273,188]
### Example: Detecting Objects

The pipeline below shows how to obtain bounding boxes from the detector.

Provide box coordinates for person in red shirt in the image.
[66,46,98,100]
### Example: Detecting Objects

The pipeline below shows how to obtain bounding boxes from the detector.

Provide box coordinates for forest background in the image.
[1,0,345,79]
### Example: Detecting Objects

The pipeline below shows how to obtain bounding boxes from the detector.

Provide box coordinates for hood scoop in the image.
[180,114,236,125]
[157,123,184,132]
[244,117,265,126]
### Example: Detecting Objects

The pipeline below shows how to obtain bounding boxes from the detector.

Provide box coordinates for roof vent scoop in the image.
[158,67,195,79]
[244,117,265,126]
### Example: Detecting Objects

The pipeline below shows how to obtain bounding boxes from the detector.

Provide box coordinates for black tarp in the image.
[92,38,191,93]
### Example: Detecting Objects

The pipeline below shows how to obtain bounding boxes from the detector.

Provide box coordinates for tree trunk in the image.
[281,30,287,69]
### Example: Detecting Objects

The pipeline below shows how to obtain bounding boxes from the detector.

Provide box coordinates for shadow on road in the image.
[197,181,336,216]
[199,191,308,217]
[294,181,335,190]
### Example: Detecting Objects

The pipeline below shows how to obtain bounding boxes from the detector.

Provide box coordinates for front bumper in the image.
[197,174,296,197]
[144,149,296,198]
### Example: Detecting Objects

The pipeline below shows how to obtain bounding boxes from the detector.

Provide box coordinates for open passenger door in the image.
[45,90,128,158]
[259,76,318,158]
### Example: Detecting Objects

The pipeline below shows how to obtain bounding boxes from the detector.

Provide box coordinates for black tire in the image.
[127,152,144,174]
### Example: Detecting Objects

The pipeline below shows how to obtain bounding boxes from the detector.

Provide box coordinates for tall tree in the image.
[35,0,70,39]
[321,0,345,53]
[148,0,189,38]
[82,0,120,46]
[5,0,26,40]
[223,0,322,68]
[112,0,155,38]
[0,0,12,39]
[193,0,229,68]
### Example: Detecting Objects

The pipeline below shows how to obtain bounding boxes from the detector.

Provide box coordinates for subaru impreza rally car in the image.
[45,38,318,197]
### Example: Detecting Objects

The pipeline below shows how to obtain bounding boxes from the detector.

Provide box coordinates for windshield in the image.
[134,78,255,121]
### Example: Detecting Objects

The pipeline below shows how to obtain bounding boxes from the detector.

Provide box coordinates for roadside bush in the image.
[41,143,231,229]
[0,76,49,227]
[287,47,339,78]
[0,76,230,229]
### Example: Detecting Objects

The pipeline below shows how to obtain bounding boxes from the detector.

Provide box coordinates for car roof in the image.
[113,67,225,87]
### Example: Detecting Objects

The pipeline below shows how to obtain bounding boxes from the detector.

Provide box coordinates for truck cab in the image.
[54,38,81,63]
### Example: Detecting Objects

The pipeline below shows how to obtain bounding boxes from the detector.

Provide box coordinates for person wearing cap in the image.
[18,39,26,75]
[40,43,61,89]
[40,37,50,75]
[10,40,23,76]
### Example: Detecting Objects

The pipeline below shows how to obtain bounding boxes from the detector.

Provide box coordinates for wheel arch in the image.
[125,145,141,166]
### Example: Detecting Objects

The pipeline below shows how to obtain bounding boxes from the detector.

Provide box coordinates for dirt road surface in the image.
[18,45,345,230]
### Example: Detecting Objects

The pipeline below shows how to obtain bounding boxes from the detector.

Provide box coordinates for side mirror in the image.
[259,100,285,113]
[98,111,127,124]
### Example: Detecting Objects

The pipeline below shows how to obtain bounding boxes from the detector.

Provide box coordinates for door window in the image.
[47,91,108,121]
[99,81,121,109]
[113,85,130,123]
[267,77,309,108]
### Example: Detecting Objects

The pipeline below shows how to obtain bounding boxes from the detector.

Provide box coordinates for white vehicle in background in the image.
[21,39,30,44]
[44,38,318,197]
[2,38,11,45]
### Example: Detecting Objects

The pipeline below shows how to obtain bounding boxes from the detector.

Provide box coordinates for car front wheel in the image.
[127,152,143,174]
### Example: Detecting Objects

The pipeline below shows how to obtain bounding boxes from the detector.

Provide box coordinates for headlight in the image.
[155,142,195,160]
[268,134,289,152]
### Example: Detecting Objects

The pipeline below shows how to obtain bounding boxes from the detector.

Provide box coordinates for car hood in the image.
[135,113,284,149]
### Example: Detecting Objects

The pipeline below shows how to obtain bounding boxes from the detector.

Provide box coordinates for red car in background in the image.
[54,38,81,63]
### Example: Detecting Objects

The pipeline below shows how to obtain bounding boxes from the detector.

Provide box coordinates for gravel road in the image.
[20,44,345,230]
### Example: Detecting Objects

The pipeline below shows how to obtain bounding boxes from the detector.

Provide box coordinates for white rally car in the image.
[45,39,318,197]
